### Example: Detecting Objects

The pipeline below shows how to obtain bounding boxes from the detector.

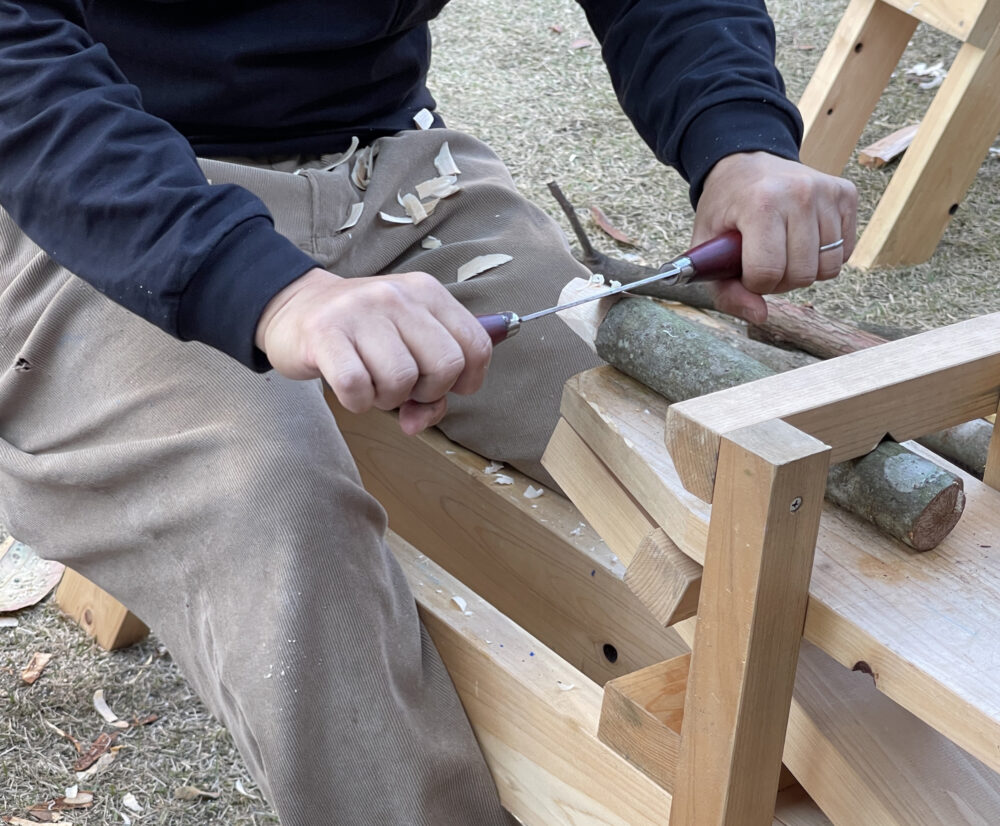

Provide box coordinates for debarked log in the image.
[594,298,965,551]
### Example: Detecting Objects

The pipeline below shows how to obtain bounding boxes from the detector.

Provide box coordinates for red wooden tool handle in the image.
[476,312,517,345]
[682,230,743,281]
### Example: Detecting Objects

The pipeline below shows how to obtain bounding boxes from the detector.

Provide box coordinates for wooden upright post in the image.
[668,419,830,826]
[798,0,917,174]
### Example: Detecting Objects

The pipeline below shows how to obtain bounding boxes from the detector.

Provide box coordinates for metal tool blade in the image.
[518,262,685,323]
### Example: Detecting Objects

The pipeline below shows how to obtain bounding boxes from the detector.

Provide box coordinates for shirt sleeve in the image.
[0,1,319,370]
[576,0,803,206]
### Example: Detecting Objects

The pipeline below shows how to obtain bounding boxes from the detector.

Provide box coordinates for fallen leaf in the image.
[21,651,53,685]
[129,713,158,727]
[75,750,116,782]
[27,791,95,819]
[73,732,118,771]
[457,253,512,282]
[589,206,637,246]
[43,719,82,752]
[569,38,593,49]
[174,785,221,801]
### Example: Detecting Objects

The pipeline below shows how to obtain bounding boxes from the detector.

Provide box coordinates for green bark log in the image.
[595,298,965,551]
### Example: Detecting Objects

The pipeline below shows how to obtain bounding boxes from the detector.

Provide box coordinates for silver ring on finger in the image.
[819,238,845,253]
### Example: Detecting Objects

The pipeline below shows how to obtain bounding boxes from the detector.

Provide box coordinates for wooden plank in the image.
[669,420,830,826]
[857,123,920,168]
[563,366,1000,779]
[985,400,1000,489]
[329,393,687,685]
[394,533,829,826]
[852,25,1000,267]
[542,417,656,566]
[598,654,688,792]
[664,313,1000,501]
[54,568,148,651]
[624,529,702,627]
[786,641,1000,825]
[391,531,676,825]
[879,0,1000,47]
[798,0,917,174]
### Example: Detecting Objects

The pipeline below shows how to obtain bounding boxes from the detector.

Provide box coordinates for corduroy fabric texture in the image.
[0,128,600,825]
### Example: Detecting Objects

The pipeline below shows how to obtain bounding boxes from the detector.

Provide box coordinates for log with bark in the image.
[546,182,993,477]
[593,298,965,551]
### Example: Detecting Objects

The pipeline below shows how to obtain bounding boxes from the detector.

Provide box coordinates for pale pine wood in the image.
[664,313,1000,502]
[786,641,1000,825]
[390,531,675,825]
[328,392,687,685]
[552,276,619,352]
[985,400,1000,489]
[773,787,833,826]
[564,366,1000,778]
[852,22,1000,267]
[879,0,1000,46]
[798,0,917,175]
[542,417,656,566]
[857,123,920,168]
[55,568,148,651]
[394,533,829,826]
[669,420,830,826]
[623,529,702,627]
[597,654,688,792]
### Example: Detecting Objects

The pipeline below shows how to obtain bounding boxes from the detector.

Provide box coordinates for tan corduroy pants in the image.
[0,128,601,825]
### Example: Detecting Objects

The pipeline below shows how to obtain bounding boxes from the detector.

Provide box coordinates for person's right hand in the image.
[255,268,493,435]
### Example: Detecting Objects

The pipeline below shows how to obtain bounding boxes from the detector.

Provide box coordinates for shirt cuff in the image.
[679,100,802,208]
[177,216,319,371]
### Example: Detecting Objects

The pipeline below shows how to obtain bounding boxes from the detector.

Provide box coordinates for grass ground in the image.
[3,0,998,822]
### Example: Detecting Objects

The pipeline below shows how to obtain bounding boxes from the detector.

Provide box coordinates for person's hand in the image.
[692,151,858,324]
[255,268,493,434]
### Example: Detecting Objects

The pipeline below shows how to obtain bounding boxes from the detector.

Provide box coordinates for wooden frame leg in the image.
[798,0,917,175]
[668,420,830,826]
[852,27,1000,266]
[55,568,148,651]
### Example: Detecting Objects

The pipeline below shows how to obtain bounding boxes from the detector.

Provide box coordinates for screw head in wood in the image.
[790,497,803,512]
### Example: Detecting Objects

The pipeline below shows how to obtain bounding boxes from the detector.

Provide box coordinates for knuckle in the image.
[743,265,785,293]
[330,369,372,410]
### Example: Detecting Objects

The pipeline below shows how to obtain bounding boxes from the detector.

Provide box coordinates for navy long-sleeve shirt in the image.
[0,0,802,370]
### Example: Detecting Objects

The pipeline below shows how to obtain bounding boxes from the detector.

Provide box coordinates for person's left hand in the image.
[692,151,858,324]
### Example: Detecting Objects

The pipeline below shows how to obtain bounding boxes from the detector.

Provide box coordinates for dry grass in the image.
[4,0,999,822]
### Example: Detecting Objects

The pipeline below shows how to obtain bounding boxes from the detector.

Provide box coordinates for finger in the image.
[817,212,845,281]
[314,331,376,414]
[399,314,470,404]
[398,398,448,435]
[354,320,422,411]
[782,196,820,290]
[424,301,493,396]
[709,279,768,325]
[840,180,860,262]
[739,208,787,296]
